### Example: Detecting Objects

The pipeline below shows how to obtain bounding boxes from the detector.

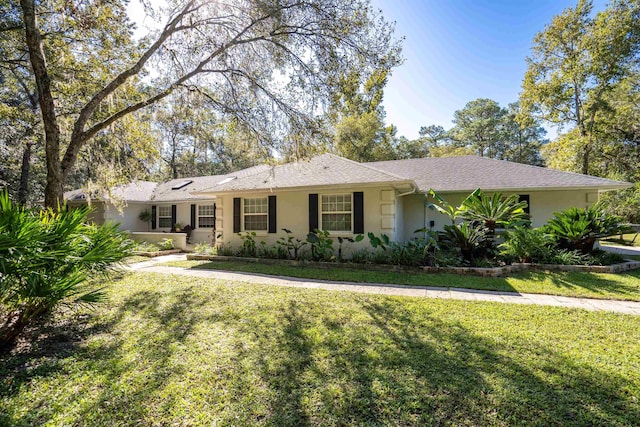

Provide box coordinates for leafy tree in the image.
[330,66,401,162]
[520,0,640,174]
[396,125,452,159]
[14,0,401,207]
[503,102,546,166]
[0,191,132,349]
[450,98,506,158]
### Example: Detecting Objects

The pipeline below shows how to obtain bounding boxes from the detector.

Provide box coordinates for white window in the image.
[158,206,172,228]
[321,194,352,232]
[243,197,268,231]
[198,205,216,228]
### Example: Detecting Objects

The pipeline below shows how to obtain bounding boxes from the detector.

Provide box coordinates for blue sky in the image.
[371,0,608,139]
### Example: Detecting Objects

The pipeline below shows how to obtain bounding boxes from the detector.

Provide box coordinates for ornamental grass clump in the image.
[0,191,132,350]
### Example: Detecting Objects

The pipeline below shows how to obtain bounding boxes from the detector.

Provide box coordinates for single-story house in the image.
[65,154,630,250]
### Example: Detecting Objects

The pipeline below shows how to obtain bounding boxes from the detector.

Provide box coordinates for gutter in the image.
[396,184,417,197]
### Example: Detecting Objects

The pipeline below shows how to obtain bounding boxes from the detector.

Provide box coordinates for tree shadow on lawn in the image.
[228,295,639,426]
[2,283,638,426]
[0,285,220,426]
[513,270,640,298]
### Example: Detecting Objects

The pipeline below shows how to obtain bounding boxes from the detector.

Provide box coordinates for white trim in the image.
[242,197,269,232]
[157,205,172,229]
[197,204,216,229]
[319,192,353,233]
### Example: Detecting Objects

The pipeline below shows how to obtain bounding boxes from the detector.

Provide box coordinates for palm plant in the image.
[443,222,489,263]
[0,192,132,349]
[427,189,465,224]
[459,189,529,233]
[545,203,624,254]
[499,227,555,263]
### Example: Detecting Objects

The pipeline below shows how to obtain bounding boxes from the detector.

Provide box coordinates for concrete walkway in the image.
[598,242,640,256]
[126,254,640,315]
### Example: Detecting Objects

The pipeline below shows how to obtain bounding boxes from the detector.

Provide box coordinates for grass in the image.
[1,272,639,426]
[122,255,150,264]
[601,233,640,247]
[163,259,640,301]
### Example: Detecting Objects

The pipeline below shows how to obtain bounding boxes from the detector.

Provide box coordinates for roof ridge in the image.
[324,154,411,182]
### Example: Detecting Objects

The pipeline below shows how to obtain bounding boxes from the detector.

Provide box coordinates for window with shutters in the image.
[243,197,268,231]
[198,205,216,228]
[158,206,172,228]
[321,194,352,232]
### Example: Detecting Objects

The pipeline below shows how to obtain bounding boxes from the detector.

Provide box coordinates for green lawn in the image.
[163,260,640,301]
[601,233,640,247]
[1,272,639,426]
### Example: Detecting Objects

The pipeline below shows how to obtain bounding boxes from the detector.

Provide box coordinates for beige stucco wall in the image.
[151,200,217,244]
[414,189,600,232]
[217,186,402,253]
[104,202,149,232]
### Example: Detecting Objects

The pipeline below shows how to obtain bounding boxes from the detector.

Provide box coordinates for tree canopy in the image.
[6,0,402,207]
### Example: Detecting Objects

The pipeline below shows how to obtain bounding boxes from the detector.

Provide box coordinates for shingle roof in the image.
[66,155,631,203]
[64,181,158,202]
[200,154,410,193]
[367,156,630,192]
[150,164,271,201]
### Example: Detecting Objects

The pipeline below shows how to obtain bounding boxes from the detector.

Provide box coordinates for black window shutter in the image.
[213,203,217,231]
[518,194,531,215]
[190,204,196,229]
[309,194,319,232]
[171,205,177,228]
[233,198,241,233]
[151,205,157,230]
[268,195,277,233]
[353,192,364,234]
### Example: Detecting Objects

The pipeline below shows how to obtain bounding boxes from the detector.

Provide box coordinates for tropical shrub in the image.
[459,189,529,233]
[349,248,372,264]
[306,229,334,261]
[427,189,465,224]
[132,241,160,252]
[586,250,625,266]
[237,231,257,257]
[0,192,131,349]
[276,228,307,259]
[158,238,175,251]
[547,249,589,266]
[194,243,217,255]
[499,227,555,263]
[442,222,491,264]
[545,204,624,253]
[367,232,391,250]
[337,235,364,261]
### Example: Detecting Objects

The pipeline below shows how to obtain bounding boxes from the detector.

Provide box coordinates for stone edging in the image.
[186,254,640,277]
[133,249,183,257]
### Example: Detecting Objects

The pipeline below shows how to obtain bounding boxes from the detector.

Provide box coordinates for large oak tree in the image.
[16,0,401,207]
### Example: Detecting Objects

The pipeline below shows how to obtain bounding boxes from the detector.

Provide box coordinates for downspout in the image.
[396,184,417,198]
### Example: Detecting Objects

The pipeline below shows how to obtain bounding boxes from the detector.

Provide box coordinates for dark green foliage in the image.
[600,183,640,224]
[0,191,131,349]
[236,232,257,257]
[545,204,624,253]
[442,223,491,264]
[500,227,556,263]
[367,232,391,250]
[337,234,364,261]
[460,189,529,233]
[306,229,334,261]
[276,228,307,260]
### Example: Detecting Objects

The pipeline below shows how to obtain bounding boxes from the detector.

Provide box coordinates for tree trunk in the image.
[18,142,33,205]
[21,0,64,208]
